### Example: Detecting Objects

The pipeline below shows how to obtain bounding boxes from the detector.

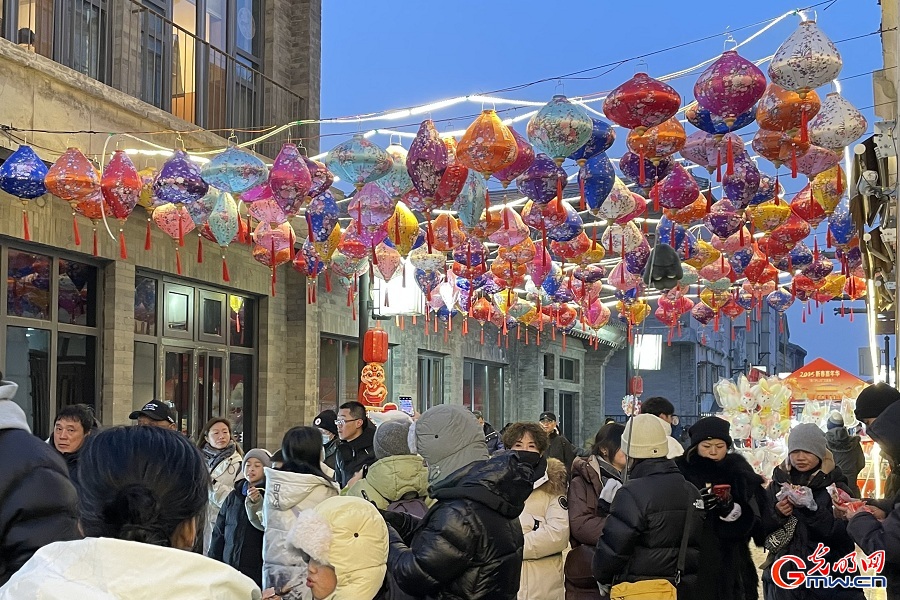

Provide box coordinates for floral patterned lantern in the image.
[694,50,767,125]
[303,155,335,198]
[625,117,686,166]
[0,144,48,241]
[101,150,142,259]
[526,95,593,165]
[568,118,616,165]
[494,127,535,189]
[808,92,867,150]
[756,83,821,133]
[684,102,756,136]
[201,145,268,194]
[253,221,295,296]
[153,149,209,205]
[603,72,681,135]
[769,19,842,97]
[407,120,449,201]
[268,143,312,217]
[376,142,415,200]
[45,147,101,247]
[152,203,195,274]
[325,134,392,190]
[457,109,518,180]
[207,191,240,282]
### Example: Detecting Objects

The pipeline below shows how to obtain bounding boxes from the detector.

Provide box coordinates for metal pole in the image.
[885,335,892,387]
[357,271,370,384]
[625,337,633,398]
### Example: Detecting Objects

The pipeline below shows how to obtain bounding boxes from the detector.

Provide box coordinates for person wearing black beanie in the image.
[675,416,766,600]
[854,382,900,425]
[313,409,339,471]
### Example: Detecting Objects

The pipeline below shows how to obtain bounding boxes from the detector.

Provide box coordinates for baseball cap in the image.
[539,412,557,422]
[128,401,176,424]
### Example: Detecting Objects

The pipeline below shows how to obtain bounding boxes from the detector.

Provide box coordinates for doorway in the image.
[163,346,226,440]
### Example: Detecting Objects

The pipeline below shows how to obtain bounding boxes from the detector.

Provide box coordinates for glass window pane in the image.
[201,296,223,336]
[472,363,486,416]
[5,326,50,436]
[166,289,190,331]
[543,389,554,413]
[487,366,503,427]
[172,0,197,123]
[462,361,473,409]
[134,276,157,335]
[199,354,223,422]
[58,259,97,326]
[164,350,192,436]
[229,353,252,445]
[57,333,96,413]
[235,0,260,56]
[132,342,156,409]
[229,296,253,347]
[342,341,359,403]
[430,358,443,406]
[318,338,338,411]
[205,0,225,46]
[17,0,54,59]
[8,249,51,319]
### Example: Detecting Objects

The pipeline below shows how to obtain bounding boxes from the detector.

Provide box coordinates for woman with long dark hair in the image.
[248,426,337,600]
[0,426,260,598]
[198,417,243,554]
[565,422,625,600]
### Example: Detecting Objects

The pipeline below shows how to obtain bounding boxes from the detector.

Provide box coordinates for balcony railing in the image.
[6,0,304,158]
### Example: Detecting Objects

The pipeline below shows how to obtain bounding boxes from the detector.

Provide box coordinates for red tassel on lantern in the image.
[72,214,81,246]
[579,177,586,211]
[222,256,230,282]
[485,190,493,224]
[638,151,646,186]
[175,247,182,275]
[197,235,203,264]
[145,219,152,250]
[790,146,798,178]
[562,333,567,351]
[726,136,734,176]
[836,169,843,196]
[119,230,128,260]
[800,105,809,144]
[22,209,30,241]
[716,149,722,182]
[651,184,659,213]
[92,228,98,257]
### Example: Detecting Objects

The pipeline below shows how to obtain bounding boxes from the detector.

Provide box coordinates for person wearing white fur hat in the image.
[287,496,409,600]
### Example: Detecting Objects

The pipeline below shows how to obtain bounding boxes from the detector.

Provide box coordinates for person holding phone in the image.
[675,416,767,600]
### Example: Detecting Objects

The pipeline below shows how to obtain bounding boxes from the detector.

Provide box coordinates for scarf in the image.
[202,442,236,473]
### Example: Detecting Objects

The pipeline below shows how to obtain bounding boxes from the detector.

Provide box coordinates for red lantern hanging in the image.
[362,328,389,364]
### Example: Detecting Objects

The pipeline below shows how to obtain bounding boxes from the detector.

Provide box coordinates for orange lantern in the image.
[756,83,820,133]
[625,117,686,163]
[751,130,809,169]
[362,328,389,364]
[457,109,519,179]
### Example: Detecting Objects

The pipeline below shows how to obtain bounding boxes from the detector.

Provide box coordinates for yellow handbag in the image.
[609,501,693,600]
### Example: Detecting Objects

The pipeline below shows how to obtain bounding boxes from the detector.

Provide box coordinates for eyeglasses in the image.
[335,418,361,426]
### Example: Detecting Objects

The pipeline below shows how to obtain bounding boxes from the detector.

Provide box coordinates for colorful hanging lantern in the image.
[407,120,449,200]
[152,203,195,274]
[0,144,48,241]
[493,127,536,189]
[580,152,616,213]
[252,221,295,296]
[684,102,756,136]
[694,50,767,124]
[810,165,846,214]
[101,150,142,258]
[808,92,868,150]
[362,328,389,364]
[756,83,821,133]
[722,153,761,209]
[568,118,616,165]
[654,162,700,210]
[457,109,519,179]
[268,143,312,216]
[153,149,209,205]
[516,153,567,204]
[620,151,672,186]
[625,117,686,163]
[45,147,99,201]
[386,202,422,257]
[768,18,842,98]
[796,145,842,178]
[751,130,809,169]
[201,145,268,194]
[325,134,392,190]
[207,191,240,282]
[306,190,340,242]
[526,95,593,165]
[603,72,681,135]
[376,142,415,200]
[303,155,335,198]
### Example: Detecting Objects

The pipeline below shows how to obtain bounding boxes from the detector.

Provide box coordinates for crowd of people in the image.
[2,374,900,599]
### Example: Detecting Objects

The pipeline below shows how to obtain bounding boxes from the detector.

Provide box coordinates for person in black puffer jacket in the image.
[593,414,703,600]
[335,402,377,488]
[760,424,863,600]
[0,379,80,584]
[675,416,767,600]
[208,448,269,587]
[384,405,535,600]
[825,412,866,497]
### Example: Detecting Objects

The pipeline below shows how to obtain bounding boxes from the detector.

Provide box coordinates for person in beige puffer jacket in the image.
[503,422,570,600]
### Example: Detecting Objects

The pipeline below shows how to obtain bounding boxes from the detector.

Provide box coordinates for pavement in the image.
[750,545,887,599]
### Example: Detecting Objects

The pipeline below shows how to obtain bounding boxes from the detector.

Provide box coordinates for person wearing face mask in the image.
[760,424,863,600]
[500,422,569,600]
[314,410,340,472]
[0,426,261,599]
[565,422,625,600]
[198,417,244,554]
[675,416,766,600]
[383,404,536,600]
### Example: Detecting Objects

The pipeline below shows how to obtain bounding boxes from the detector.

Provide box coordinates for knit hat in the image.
[788,423,828,461]
[827,411,844,430]
[242,448,272,471]
[313,409,339,437]
[689,416,733,449]
[621,414,669,459]
[855,383,900,421]
[374,420,413,460]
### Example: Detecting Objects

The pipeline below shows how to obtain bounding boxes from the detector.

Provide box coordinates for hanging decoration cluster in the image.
[0,14,867,341]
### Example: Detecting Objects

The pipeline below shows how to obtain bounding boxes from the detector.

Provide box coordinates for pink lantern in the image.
[269,143,312,216]
[694,50,767,124]
[153,203,195,274]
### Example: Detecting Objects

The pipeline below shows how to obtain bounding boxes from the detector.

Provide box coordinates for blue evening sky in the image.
[320,0,884,377]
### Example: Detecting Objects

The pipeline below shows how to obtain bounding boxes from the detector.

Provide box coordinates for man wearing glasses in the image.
[334,401,377,488]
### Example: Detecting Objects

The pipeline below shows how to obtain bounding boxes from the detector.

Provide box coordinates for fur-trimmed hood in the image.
[533,457,567,496]
[288,496,387,600]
